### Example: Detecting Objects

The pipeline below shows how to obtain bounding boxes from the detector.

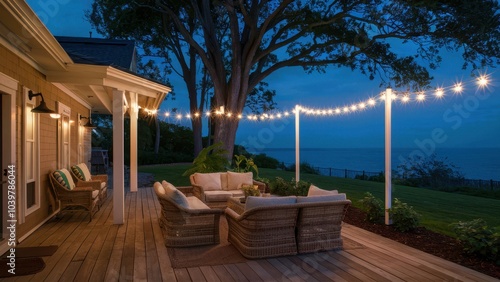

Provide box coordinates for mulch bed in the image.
[344,206,500,279]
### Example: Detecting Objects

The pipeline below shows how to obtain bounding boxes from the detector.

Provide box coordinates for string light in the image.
[142,74,493,122]
[453,83,463,93]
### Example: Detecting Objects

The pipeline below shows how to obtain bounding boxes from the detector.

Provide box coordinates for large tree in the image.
[88,0,500,158]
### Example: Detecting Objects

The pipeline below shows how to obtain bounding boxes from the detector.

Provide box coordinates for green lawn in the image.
[139,164,500,237]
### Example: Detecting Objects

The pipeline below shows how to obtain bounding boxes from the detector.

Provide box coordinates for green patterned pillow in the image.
[71,165,85,181]
[53,169,75,190]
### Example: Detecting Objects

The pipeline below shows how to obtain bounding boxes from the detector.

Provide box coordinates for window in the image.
[23,88,39,215]
[57,102,71,169]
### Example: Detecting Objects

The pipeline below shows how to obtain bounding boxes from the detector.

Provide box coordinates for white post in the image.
[385,89,392,225]
[295,105,300,182]
[113,89,125,224]
[130,92,138,193]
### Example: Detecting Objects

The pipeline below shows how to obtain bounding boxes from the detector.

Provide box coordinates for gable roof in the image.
[55,36,136,71]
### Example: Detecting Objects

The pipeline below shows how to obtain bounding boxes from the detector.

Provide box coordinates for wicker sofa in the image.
[225,186,351,258]
[153,181,224,247]
[189,171,266,209]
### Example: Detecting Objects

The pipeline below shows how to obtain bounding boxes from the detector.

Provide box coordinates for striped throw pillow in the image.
[53,169,75,190]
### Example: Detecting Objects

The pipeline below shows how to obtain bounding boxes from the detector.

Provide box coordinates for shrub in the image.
[269,177,310,196]
[389,198,421,232]
[396,153,464,188]
[451,219,500,265]
[359,192,384,223]
[233,154,259,176]
[252,153,280,169]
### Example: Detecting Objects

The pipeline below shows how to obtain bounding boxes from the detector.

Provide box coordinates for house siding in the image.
[0,44,92,239]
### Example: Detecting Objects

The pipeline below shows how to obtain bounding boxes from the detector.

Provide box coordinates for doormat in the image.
[0,257,45,278]
[1,245,58,258]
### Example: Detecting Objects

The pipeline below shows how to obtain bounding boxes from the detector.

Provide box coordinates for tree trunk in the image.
[154,117,160,154]
[213,117,240,159]
[191,118,203,157]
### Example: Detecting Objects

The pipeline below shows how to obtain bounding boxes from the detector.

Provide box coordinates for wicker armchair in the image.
[153,182,224,247]
[70,163,108,205]
[296,200,351,254]
[225,203,300,259]
[48,170,100,222]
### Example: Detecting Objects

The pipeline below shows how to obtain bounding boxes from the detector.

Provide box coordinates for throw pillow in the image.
[244,196,296,211]
[220,172,228,190]
[161,180,177,193]
[77,163,92,181]
[53,169,75,190]
[307,184,338,196]
[297,193,347,203]
[193,173,222,191]
[163,182,189,208]
[227,171,253,190]
[71,165,85,181]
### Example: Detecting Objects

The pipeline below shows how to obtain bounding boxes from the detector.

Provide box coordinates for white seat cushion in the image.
[92,190,99,199]
[227,171,253,190]
[204,190,233,202]
[244,196,297,211]
[307,184,338,196]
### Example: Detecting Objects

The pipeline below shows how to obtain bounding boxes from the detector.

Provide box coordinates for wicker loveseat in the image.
[48,169,100,222]
[153,181,224,247]
[225,196,300,259]
[225,186,351,258]
[189,171,266,209]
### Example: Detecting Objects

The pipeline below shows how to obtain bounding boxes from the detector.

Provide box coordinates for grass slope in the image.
[140,164,500,237]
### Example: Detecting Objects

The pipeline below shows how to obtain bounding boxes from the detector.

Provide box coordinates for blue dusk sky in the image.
[27,0,500,152]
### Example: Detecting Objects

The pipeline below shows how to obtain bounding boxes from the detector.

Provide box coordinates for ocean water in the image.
[250,148,500,181]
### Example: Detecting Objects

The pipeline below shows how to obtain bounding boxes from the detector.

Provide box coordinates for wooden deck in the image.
[5,187,496,281]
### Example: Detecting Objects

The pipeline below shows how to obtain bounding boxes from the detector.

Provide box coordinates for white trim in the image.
[23,87,40,217]
[130,92,138,193]
[0,72,17,255]
[113,89,125,224]
[52,83,92,109]
[57,102,71,169]
[0,28,45,74]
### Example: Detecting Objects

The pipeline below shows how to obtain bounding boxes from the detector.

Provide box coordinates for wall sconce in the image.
[80,116,97,128]
[28,90,60,119]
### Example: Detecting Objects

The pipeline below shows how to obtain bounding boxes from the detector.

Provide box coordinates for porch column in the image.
[113,89,125,224]
[130,92,138,192]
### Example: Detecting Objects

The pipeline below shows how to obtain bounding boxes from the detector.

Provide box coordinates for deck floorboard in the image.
[3,187,496,282]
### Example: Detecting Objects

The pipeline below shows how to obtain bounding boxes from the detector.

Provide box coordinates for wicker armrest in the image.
[72,186,94,192]
[225,207,241,220]
[191,184,205,201]
[177,204,224,216]
[76,180,100,191]
[91,174,108,183]
[176,186,194,196]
